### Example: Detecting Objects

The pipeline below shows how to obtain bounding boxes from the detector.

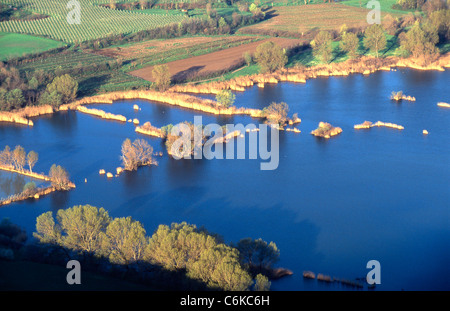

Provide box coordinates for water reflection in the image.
[0,171,41,199]
[45,110,78,134]
[50,190,70,210]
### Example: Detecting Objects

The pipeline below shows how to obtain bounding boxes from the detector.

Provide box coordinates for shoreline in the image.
[0,165,52,182]
[0,54,448,127]
[60,90,264,118]
[0,165,76,207]
[0,185,57,207]
[170,54,450,94]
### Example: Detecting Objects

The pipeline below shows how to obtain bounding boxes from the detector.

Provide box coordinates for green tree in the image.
[311,30,333,63]
[218,17,227,29]
[188,244,253,291]
[56,205,111,253]
[26,150,38,173]
[340,32,360,59]
[363,24,387,58]
[33,211,61,245]
[427,9,450,43]
[152,64,171,91]
[102,217,148,265]
[0,88,8,111]
[236,237,280,271]
[39,90,63,108]
[146,222,217,271]
[6,89,24,110]
[253,273,271,291]
[400,21,440,64]
[215,90,235,108]
[22,181,37,197]
[46,74,78,105]
[28,77,39,91]
[243,52,252,66]
[254,41,288,73]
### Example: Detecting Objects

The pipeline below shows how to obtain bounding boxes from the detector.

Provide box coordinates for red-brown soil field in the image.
[129,37,302,82]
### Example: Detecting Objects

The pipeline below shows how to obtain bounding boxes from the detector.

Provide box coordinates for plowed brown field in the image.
[129,37,301,82]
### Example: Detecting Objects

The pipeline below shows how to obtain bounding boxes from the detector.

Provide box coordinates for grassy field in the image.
[287,34,404,67]
[341,0,415,14]
[0,0,187,43]
[0,32,65,61]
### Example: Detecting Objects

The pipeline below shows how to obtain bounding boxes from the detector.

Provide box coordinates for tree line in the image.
[310,4,449,65]
[0,62,78,111]
[30,204,279,291]
[0,145,38,173]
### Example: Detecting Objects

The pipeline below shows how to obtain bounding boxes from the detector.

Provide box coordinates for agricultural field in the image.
[129,37,301,82]
[0,32,65,61]
[237,3,404,37]
[93,35,263,70]
[341,0,415,14]
[16,49,150,95]
[0,0,188,43]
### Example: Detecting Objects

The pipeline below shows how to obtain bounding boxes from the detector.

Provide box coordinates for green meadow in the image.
[0,32,65,61]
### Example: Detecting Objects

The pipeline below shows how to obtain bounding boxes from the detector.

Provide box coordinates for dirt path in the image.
[129,37,302,83]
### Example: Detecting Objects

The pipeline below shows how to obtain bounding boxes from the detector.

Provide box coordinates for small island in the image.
[390,91,416,102]
[437,102,450,108]
[354,121,404,130]
[0,145,75,206]
[135,121,165,138]
[76,105,127,122]
[311,122,342,139]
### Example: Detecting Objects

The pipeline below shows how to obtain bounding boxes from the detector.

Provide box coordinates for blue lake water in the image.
[0,68,449,290]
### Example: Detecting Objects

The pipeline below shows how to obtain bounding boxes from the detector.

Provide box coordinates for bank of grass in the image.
[340,0,414,15]
[200,63,261,83]
[0,32,65,61]
[287,34,404,67]
[0,260,155,290]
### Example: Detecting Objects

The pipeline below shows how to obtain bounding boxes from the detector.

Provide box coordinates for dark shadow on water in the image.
[45,110,78,134]
[50,190,70,211]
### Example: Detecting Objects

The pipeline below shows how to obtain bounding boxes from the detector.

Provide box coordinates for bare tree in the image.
[49,164,70,190]
[0,146,13,167]
[121,138,155,171]
[12,145,26,171]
